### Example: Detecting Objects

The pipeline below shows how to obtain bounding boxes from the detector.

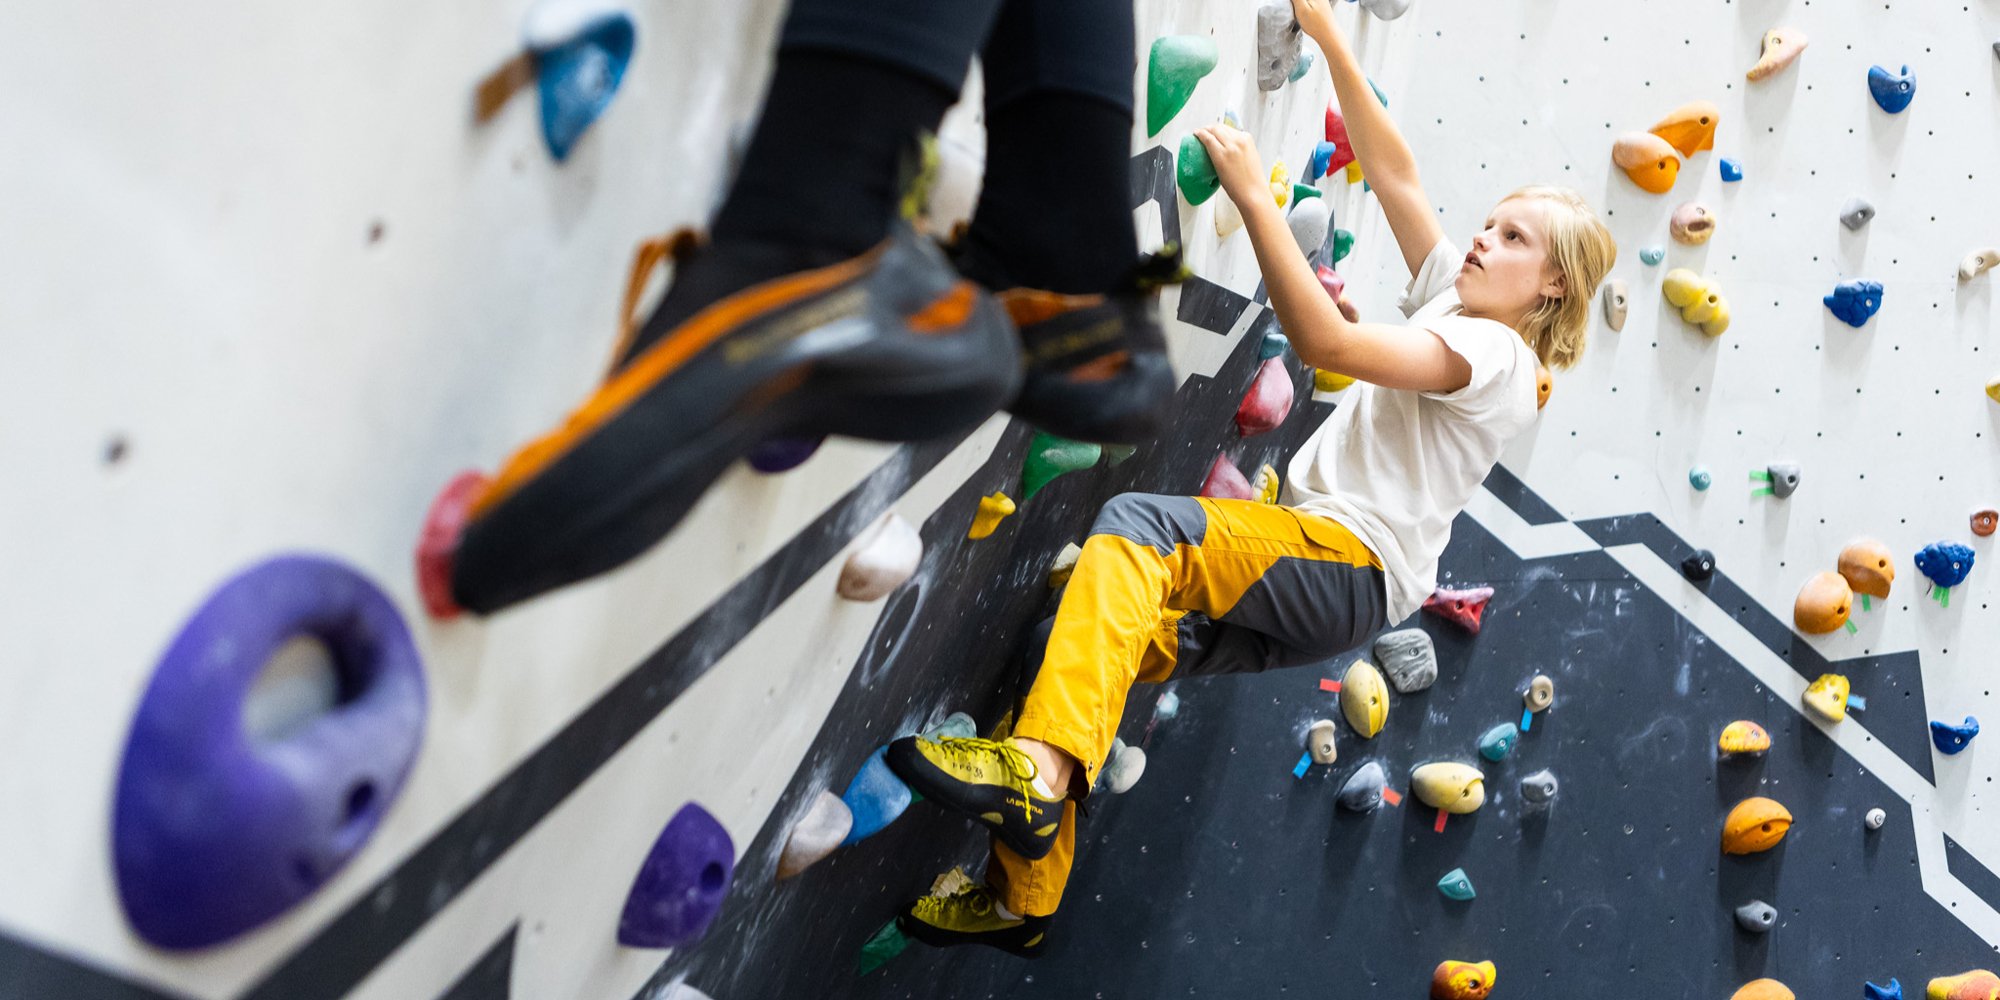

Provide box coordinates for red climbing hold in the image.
[1323,106,1357,175]
[1235,357,1294,437]
[416,469,491,620]
[1423,585,1495,633]
[1200,454,1254,500]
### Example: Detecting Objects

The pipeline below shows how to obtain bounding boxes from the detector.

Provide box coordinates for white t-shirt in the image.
[1282,237,1541,623]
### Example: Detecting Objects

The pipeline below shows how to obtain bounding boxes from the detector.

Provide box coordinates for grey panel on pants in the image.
[1087,493,1208,557]
[1174,557,1389,678]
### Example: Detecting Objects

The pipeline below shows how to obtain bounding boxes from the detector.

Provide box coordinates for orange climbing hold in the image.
[1534,363,1552,410]
[1793,571,1853,634]
[1423,586,1494,633]
[1649,100,1720,158]
[1837,538,1896,599]
[1722,796,1793,854]
[1928,970,2000,1000]
[1612,132,1681,194]
[1729,980,1796,1000]
[1235,357,1295,436]
[1431,960,1497,1000]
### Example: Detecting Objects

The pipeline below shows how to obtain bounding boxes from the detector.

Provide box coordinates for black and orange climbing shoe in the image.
[898,882,1050,958]
[997,248,1187,445]
[884,735,1064,860]
[447,222,1019,615]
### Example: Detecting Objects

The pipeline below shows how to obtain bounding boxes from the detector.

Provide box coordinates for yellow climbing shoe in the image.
[884,736,1064,859]
[898,882,1050,958]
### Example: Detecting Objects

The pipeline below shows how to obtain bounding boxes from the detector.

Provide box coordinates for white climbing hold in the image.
[777,790,853,880]
[1307,719,1339,765]
[837,511,921,601]
[1358,0,1413,20]
[1100,739,1147,794]
[1961,248,1999,281]
[1288,197,1332,257]
[1048,542,1083,590]
[1216,192,1246,239]
[1601,279,1628,332]
[1865,807,1886,830]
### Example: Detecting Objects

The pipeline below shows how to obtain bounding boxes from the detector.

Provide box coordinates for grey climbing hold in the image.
[1256,1,1304,92]
[1437,867,1476,901]
[1359,0,1414,20]
[1519,769,1558,804]
[1840,196,1876,231]
[1767,462,1801,498]
[1734,900,1777,933]
[1337,760,1388,812]
[1288,197,1332,257]
[1601,280,1628,332]
[777,790,853,880]
[1373,628,1438,693]
[1308,719,1339,765]
[1155,689,1181,720]
[1865,807,1887,830]
[1101,740,1147,794]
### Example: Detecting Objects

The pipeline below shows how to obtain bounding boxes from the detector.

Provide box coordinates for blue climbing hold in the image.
[1260,330,1291,360]
[1476,722,1519,762]
[1640,246,1666,266]
[1916,541,1975,589]
[535,11,637,161]
[1688,466,1712,491]
[840,746,913,845]
[1308,140,1341,181]
[1719,157,1743,182]
[1867,64,1916,114]
[1931,716,1980,755]
[617,802,735,948]
[1864,978,1903,1000]
[1824,279,1884,328]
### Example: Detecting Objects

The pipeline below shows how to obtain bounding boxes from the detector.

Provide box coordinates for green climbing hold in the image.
[857,919,909,975]
[1103,444,1138,466]
[1333,228,1355,264]
[1293,184,1323,203]
[1177,135,1220,205]
[1023,431,1101,501]
[1147,36,1219,137]
[1368,76,1389,107]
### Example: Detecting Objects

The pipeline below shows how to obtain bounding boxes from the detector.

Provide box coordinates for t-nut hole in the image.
[700,861,727,894]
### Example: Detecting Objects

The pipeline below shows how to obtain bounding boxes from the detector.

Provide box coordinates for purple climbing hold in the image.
[840,745,914,845]
[618,802,736,949]
[747,437,824,473]
[113,555,427,950]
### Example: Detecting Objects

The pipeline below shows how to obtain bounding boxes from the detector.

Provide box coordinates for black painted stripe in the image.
[1481,463,1564,526]
[1944,834,2000,916]
[0,929,188,1000]
[435,925,514,1000]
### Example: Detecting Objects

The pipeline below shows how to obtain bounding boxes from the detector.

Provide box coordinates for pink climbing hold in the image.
[1323,106,1357,175]
[416,469,491,620]
[1316,265,1360,323]
[1200,454,1255,500]
[1423,585,1495,634]
[1235,357,1295,436]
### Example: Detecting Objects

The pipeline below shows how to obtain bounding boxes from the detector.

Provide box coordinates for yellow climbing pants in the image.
[989,493,1387,917]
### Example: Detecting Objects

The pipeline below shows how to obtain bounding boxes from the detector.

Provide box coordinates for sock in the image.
[1030,773,1056,799]
[622,51,955,364]
[955,93,1139,295]
[993,898,1022,922]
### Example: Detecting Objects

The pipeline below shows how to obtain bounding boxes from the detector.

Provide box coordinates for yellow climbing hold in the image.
[1722,797,1793,855]
[1269,161,1291,208]
[1663,269,1732,336]
[967,492,1016,540]
[1718,720,1771,756]
[1344,161,1364,184]
[1410,761,1486,814]
[1340,660,1388,738]
[1803,673,1851,723]
[1986,375,2000,404]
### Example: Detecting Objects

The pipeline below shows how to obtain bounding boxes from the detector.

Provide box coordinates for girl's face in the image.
[1455,198,1566,326]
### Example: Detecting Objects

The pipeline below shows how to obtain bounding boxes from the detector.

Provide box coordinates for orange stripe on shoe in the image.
[1063,350,1130,384]
[997,288,1106,328]
[470,244,883,519]
[908,281,978,334]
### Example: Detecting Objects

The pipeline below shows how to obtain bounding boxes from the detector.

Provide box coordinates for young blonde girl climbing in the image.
[886,0,1618,955]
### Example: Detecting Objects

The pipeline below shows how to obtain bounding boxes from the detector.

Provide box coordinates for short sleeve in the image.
[1418,314,1537,412]
[1397,238,1465,319]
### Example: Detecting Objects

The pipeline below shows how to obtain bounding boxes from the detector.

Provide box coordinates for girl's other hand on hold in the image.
[1194,125,1267,210]
[1290,0,1337,43]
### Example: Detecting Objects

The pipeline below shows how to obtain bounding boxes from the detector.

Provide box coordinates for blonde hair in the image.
[1500,185,1617,371]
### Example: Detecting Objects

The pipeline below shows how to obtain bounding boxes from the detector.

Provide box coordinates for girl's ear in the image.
[1542,270,1567,300]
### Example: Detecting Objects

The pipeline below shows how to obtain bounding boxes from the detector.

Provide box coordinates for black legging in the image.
[782,0,1135,118]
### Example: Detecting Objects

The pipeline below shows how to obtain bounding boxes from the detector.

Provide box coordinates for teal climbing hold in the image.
[856,919,908,975]
[1022,431,1101,501]
[1104,444,1138,466]
[1177,135,1221,206]
[1333,229,1355,264]
[532,11,637,162]
[1640,245,1666,266]
[1259,330,1291,360]
[1289,51,1317,83]
[1147,36,1219,137]
[1437,867,1476,901]
[1477,722,1519,762]
[1368,76,1389,107]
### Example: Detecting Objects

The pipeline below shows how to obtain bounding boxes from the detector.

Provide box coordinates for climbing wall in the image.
[4,0,2000,998]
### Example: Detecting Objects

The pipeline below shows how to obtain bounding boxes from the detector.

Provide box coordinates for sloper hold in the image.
[1292,183,1322,205]
[532,10,637,162]
[1868,64,1916,113]
[1200,454,1255,500]
[1437,868,1476,900]
[1649,100,1720,157]
[1839,538,1896,598]
[1431,960,1496,1000]
[1915,541,1975,589]
[838,512,921,601]
[1840,196,1876,230]
[840,746,913,844]
[1718,720,1771,757]
[1825,278,1884,327]
[1793,571,1853,634]
[1288,197,1332,256]
[1681,548,1716,581]
[1256,1,1304,92]
[1476,722,1519,762]
[1307,719,1339,765]
[1931,716,1980,755]
[1022,431,1101,501]
[1337,760,1388,811]
[967,492,1016,540]
[1803,673,1851,723]
[1423,585,1494,633]
[777,791,852,880]
[1730,979,1794,1000]
[618,803,735,948]
[1639,245,1666,266]
[1721,796,1793,854]
[1340,660,1389,738]
[1962,248,2000,281]
[1612,132,1681,194]
[1146,36,1219,137]
[1101,740,1147,794]
[1411,761,1485,814]
[1863,979,1902,1000]
[1746,26,1808,81]
[1373,628,1438,693]
[1670,202,1717,245]
[1519,769,1558,804]
[1927,970,2000,1000]
[1316,369,1357,393]
[1176,135,1220,205]
[1734,899,1777,933]
[1215,191,1245,239]
[1601,280,1629,331]
[1236,357,1295,437]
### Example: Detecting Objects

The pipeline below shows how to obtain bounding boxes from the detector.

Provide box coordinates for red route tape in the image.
[1318,678,1341,693]
[1433,808,1449,833]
